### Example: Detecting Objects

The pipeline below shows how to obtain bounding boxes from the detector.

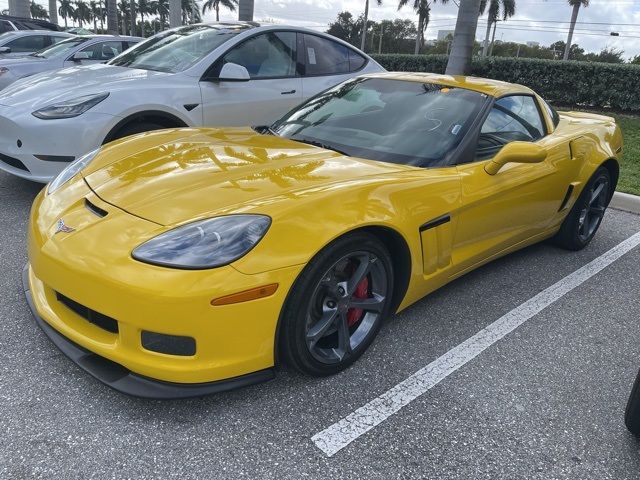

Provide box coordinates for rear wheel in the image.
[554,167,611,251]
[279,233,394,376]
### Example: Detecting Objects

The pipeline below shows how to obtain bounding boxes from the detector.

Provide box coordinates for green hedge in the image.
[371,54,640,112]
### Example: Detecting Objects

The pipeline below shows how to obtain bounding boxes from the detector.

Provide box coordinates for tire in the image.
[625,369,640,435]
[279,233,394,376]
[112,122,165,141]
[553,166,611,251]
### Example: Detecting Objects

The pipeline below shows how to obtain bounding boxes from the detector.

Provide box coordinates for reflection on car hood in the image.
[0,63,169,109]
[83,128,411,226]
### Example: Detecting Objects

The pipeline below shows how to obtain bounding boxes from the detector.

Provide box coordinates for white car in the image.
[0,30,73,58]
[0,22,384,182]
[0,35,142,90]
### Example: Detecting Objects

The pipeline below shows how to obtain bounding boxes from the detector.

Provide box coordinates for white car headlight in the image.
[0,67,9,77]
[47,148,100,195]
[32,92,109,120]
[132,215,272,269]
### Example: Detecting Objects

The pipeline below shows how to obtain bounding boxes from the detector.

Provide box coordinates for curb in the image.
[611,191,640,215]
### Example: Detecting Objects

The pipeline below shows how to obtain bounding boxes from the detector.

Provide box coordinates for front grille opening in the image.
[0,153,29,172]
[141,331,196,356]
[85,198,108,218]
[56,292,119,334]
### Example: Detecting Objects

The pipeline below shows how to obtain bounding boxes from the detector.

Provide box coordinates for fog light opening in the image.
[141,331,196,356]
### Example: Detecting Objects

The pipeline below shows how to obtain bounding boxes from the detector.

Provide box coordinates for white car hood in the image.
[0,63,170,110]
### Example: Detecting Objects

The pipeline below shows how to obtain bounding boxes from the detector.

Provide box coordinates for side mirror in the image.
[217,62,250,82]
[0,47,11,54]
[72,51,91,61]
[484,141,547,175]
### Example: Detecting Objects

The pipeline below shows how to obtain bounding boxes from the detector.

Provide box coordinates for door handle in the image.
[281,89,296,95]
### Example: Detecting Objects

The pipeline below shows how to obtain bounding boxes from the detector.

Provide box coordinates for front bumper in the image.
[27,183,302,397]
[0,106,119,182]
[23,265,275,399]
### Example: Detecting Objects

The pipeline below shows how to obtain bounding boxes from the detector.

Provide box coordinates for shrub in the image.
[371,54,640,112]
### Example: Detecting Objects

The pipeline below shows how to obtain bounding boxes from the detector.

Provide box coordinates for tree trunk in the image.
[414,12,423,55]
[106,0,118,34]
[489,19,497,56]
[49,0,58,24]
[130,0,136,36]
[11,0,31,17]
[169,0,181,27]
[445,0,481,75]
[94,18,97,32]
[482,18,492,57]
[360,0,369,52]
[238,0,254,21]
[140,12,144,37]
[564,2,580,61]
[216,4,219,21]
[64,16,68,27]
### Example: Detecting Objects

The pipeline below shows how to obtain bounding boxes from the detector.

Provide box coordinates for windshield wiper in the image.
[294,138,350,156]
[253,125,278,136]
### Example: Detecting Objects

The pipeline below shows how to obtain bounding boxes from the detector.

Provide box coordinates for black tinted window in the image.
[0,21,12,34]
[221,31,297,79]
[80,41,124,60]
[7,35,47,52]
[303,34,349,76]
[477,95,546,159]
[348,49,366,71]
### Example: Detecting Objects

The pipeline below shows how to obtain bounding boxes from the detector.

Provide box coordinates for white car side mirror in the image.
[72,51,91,61]
[218,62,250,82]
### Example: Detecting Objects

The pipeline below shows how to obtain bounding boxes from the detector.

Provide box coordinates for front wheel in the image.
[554,167,611,251]
[279,233,394,376]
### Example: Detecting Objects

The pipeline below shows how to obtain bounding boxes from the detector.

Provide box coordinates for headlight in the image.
[32,92,109,120]
[0,67,9,76]
[132,215,272,269]
[47,148,100,195]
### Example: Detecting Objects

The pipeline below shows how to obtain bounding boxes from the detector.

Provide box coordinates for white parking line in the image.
[312,231,640,457]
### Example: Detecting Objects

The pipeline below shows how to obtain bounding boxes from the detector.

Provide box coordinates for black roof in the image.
[0,15,62,32]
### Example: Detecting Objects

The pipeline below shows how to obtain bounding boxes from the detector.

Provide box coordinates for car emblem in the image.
[55,219,75,234]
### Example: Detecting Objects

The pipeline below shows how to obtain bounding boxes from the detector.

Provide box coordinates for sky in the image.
[4,0,640,58]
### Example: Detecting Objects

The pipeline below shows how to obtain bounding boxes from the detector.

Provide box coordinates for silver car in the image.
[0,35,142,90]
[0,30,73,58]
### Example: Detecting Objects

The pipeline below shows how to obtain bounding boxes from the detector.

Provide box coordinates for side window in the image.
[0,21,13,34]
[477,95,546,160]
[79,41,124,60]
[542,99,560,127]
[221,32,297,79]
[303,34,349,76]
[51,35,69,45]
[348,49,366,72]
[6,35,47,52]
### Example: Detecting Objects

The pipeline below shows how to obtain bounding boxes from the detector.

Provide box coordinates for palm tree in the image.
[30,1,49,18]
[75,0,91,27]
[564,0,588,60]
[169,0,181,27]
[117,0,130,33]
[201,0,237,21]
[49,0,59,24]
[156,0,169,29]
[361,0,382,51]
[445,0,481,75]
[58,0,76,27]
[398,0,449,54]
[106,0,118,33]
[479,0,515,57]
[137,0,155,36]
[182,0,200,23]
[10,0,30,17]
[129,0,136,36]
[89,1,99,31]
[238,0,252,20]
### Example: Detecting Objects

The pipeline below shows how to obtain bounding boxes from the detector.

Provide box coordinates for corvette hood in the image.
[83,128,408,226]
[0,64,168,109]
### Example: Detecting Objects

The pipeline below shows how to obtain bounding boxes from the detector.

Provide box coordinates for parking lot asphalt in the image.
[1,170,640,479]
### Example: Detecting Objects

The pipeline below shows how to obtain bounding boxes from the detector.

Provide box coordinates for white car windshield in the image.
[30,37,88,59]
[273,78,488,168]
[109,24,250,73]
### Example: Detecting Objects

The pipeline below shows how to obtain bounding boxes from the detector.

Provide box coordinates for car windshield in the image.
[272,78,488,168]
[108,24,248,73]
[30,37,88,59]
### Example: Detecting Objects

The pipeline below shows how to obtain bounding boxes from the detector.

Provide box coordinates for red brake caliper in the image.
[347,276,369,327]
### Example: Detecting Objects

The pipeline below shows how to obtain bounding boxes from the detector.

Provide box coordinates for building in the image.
[437,30,455,41]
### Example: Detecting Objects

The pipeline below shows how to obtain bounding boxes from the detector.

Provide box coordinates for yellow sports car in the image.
[24,73,622,398]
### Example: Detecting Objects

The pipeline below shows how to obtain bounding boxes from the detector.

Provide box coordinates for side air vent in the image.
[558,185,575,212]
[85,199,108,218]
